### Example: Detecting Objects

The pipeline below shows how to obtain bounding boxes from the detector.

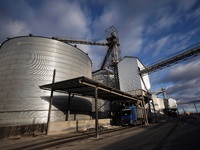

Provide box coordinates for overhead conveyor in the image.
[140,44,200,75]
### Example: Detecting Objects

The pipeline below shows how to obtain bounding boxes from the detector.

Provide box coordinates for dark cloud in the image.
[167,80,200,103]
[151,56,200,103]
[160,57,200,84]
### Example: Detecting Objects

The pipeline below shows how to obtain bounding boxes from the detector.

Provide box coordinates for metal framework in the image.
[53,26,121,89]
[40,76,142,138]
[140,44,200,75]
[52,37,107,46]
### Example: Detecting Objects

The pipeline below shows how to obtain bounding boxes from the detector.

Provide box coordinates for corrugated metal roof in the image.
[39,76,140,102]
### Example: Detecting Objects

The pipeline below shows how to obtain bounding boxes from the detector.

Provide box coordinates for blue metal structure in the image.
[121,106,137,126]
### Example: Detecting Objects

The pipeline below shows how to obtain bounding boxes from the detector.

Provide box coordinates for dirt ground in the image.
[0,115,200,150]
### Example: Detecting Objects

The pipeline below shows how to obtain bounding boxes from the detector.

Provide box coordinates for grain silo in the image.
[0,36,92,126]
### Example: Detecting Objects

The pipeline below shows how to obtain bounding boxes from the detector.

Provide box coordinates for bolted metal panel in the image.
[0,36,92,126]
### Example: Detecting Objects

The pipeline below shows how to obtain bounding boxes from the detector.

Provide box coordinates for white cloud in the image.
[152,35,170,57]
[0,0,91,39]
[156,15,177,29]
[167,58,200,82]
[177,0,197,11]
[154,57,200,102]
[30,0,91,38]
[97,9,117,27]
[187,6,200,25]
[92,3,119,39]
[2,20,30,37]
[167,78,200,102]
[193,7,200,17]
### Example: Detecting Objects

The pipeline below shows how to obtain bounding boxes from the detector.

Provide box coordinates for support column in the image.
[194,103,198,113]
[151,99,157,123]
[148,101,152,122]
[142,97,149,125]
[95,87,99,139]
[67,93,74,121]
[74,114,77,120]
[47,69,56,135]
[182,107,185,115]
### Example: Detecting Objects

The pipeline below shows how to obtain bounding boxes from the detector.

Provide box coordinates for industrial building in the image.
[151,94,165,116]
[0,27,199,138]
[167,98,178,109]
[0,34,152,138]
[91,56,153,124]
[0,36,171,127]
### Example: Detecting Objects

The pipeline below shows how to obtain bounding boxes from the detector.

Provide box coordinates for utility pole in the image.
[194,103,198,113]
[182,107,185,115]
[46,69,56,135]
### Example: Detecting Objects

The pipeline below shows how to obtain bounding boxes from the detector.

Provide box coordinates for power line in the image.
[177,100,200,105]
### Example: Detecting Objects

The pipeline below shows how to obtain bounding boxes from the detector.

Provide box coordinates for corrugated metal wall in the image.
[117,56,151,92]
[151,94,165,111]
[168,98,177,109]
[0,36,92,126]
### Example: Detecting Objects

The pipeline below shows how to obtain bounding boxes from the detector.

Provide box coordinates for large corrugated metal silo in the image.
[0,36,92,126]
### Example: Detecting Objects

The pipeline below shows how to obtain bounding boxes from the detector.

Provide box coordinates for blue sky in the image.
[0,0,200,112]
